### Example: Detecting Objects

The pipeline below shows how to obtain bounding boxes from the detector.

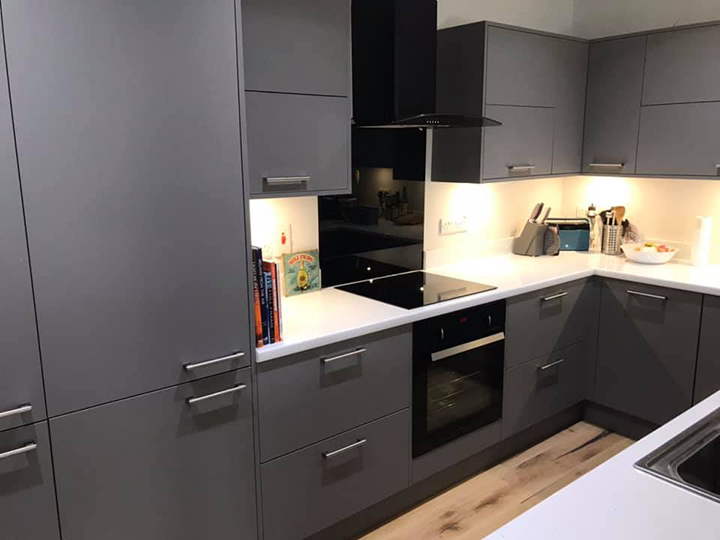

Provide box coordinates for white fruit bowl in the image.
[621,243,679,265]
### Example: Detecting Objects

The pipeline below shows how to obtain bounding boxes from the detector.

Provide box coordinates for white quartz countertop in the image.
[486,390,720,540]
[257,252,720,362]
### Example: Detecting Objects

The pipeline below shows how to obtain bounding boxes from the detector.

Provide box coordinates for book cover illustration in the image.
[282,250,321,297]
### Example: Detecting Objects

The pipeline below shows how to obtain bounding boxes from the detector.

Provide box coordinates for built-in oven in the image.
[412,301,505,458]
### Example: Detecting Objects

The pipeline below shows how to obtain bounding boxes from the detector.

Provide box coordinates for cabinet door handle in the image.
[264,176,310,186]
[322,348,366,364]
[186,384,246,405]
[542,291,568,302]
[184,352,245,372]
[323,439,367,459]
[626,290,667,301]
[538,358,565,371]
[0,442,37,461]
[589,163,624,169]
[0,404,32,420]
[508,165,536,172]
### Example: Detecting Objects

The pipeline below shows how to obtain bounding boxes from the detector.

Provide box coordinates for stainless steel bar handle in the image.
[626,290,668,301]
[538,358,565,371]
[265,176,310,186]
[0,442,37,461]
[508,165,536,171]
[186,384,246,405]
[431,332,505,363]
[323,439,367,459]
[542,291,568,302]
[0,404,32,420]
[589,163,624,168]
[184,352,245,371]
[322,348,366,364]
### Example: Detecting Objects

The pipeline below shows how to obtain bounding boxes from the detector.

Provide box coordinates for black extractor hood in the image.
[352,0,500,129]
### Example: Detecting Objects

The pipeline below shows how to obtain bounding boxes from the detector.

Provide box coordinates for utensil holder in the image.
[601,224,623,255]
[513,222,548,257]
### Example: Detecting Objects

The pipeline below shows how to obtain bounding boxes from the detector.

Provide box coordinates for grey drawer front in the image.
[636,102,720,177]
[694,295,720,404]
[242,0,350,96]
[246,91,350,195]
[261,409,409,540]
[51,369,257,540]
[258,326,411,461]
[503,341,588,438]
[482,105,554,180]
[643,25,720,105]
[0,422,60,540]
[506,279,599,369]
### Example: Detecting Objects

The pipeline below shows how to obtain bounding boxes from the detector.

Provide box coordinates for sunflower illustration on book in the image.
[282,250,321,296]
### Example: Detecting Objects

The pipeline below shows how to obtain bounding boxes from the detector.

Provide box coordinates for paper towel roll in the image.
[691,216,713,267]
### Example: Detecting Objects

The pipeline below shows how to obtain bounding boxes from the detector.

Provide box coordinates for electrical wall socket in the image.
[439,216,469,236]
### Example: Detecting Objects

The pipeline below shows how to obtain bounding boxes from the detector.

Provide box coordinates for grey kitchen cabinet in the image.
[595,280,702,425]
[245,91,350,196]
[0,422,61,540]
[261,409,409,540]
[552,39,589,174]
[482,105,555,180]
[694,296,720,404]
[582,36,646,174]
[51,369,257,540]
[636,102,720,177]
[242,0,350,96]
[257,326,411,462]
[503,341,589,438]
[643,25,720,106]
[506,279,600,369]
[0,17,46,433]
[3,0,252,416]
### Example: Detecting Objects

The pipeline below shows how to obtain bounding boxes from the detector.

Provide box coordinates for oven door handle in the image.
[431,332,505,363]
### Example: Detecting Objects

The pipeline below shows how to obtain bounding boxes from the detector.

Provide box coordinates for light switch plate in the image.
[440,216,469,236]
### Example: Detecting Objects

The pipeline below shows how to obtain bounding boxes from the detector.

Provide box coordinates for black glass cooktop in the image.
[336,271,496,310]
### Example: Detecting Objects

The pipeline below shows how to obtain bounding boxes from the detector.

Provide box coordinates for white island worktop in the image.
[257,251,720,362]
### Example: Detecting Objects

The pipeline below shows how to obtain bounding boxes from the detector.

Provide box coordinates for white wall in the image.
[249,197,319,260]
[438,0,576,34]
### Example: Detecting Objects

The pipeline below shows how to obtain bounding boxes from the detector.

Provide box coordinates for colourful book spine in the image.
[263,264,275,344]
[270,263,281,343]
[251,248,263,348]
[254,247,269,346]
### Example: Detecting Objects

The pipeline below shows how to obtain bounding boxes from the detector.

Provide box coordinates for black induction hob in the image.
[336,271,496,309]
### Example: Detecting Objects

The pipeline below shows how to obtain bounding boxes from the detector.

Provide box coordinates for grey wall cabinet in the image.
[0,20,45,433]
[51,369,257,540]
[0,422,61,540]
[643,25,720,105]
[636,102,720,177]
[595,280,702,425]
[582,36,646,174]
[3,0,252,416]
[245,91,350,196]
[695,295,720,404]
[242,0,350,97]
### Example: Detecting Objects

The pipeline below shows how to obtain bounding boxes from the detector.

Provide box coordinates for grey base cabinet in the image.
[0,422,60,540]
[694,295,720,404]
[50,370,257,540]
[595,280,702,424]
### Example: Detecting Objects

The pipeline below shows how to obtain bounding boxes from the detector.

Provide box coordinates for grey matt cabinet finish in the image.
[0,18,45,433]
[242,0,350,96]
[246,91,350,196]
[0,422,60,540]
[694,296,720,404]
[261,409,409,540]
[643,25,720,105]
[3,0,251,416]
[482,105,554,180]
[595,279,702,425]
[51,369,257,540]
[636,102,720,177]
[485,26,557,107]
[582,36,646,174]
[257,326,411,462]
[552,39,589,174]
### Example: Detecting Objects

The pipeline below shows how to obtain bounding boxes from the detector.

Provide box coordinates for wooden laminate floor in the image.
[360,422,633,540]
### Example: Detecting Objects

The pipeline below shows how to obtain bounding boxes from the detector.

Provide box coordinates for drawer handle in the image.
[0,404,32,420]
[322,348,366,364]
[538,358,565,371]
[626,290,667,301]
[542,292,568,302]
[431,332,505,363]
[184,352,245,372]
[186,384,246,405]
[589,163,624,169]
[265,176,310,186]
[508,165,535,172]
[0,442,37,461]
[323,439,367,459]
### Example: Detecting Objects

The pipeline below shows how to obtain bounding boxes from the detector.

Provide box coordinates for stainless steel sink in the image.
[636,407,720,504]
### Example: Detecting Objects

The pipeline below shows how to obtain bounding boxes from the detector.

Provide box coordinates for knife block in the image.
[513,222,548,257]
